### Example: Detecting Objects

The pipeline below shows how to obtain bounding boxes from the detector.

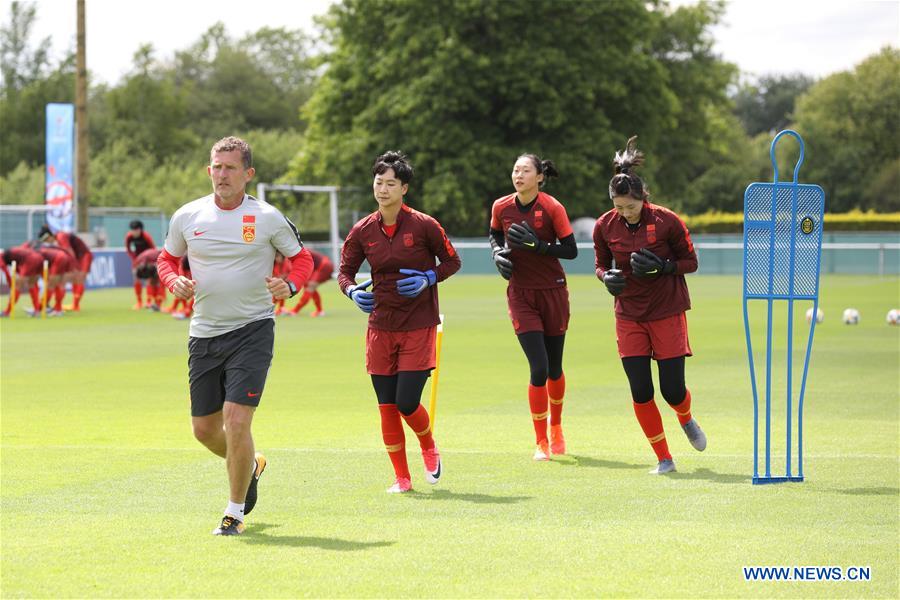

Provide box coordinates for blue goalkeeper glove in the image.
[396,268,436,298]
[346,279,375,313]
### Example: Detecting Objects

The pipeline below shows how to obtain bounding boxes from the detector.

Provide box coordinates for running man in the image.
[157,136,313,535]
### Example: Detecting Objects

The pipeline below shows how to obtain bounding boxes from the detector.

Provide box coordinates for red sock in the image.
[528,384,549,443]
[133,282,143,304]
[379,405,410,479]
[186,298,194,314]
[292,291,311,313]
[274,298,284,311]
[29,285,41,311]
[633,399,671,461]
[548,373,565,426]
[157,286,166,305]
[53,285,64,310]
[73,283,84,308]
[401,404,435,451]
[147,284,158,305]
[311,290,322,311]
[669,388,693,426]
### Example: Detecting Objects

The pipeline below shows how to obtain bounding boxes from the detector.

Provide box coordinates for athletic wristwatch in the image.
[287,280,298,298]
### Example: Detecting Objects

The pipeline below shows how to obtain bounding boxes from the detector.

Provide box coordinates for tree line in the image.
[1,0,897,237]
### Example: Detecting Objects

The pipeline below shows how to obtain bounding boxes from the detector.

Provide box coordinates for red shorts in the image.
[77,252,93,273]
[48,254,75,276]
[366,326,436,375]
[311,260,334,284]
[507,286,570,335]
[615,312,692,360]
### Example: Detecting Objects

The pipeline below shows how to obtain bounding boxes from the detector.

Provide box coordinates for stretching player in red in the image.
[133,248,165,310]
[489,154,577,460]
[289,249,333,317]
[39,225,93,311]
[0,247,44,316]
[125,219,156,309]
[339,151,460,493]
[272,252,292,315]
[593,136,706,475]
[36,245,76,316]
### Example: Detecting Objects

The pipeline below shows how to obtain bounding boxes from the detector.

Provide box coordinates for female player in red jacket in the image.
[489,154,577,460]
[339,151,461,493]
[593,137,706,474]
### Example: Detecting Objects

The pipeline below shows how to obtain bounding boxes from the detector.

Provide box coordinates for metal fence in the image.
[0,205,167,249]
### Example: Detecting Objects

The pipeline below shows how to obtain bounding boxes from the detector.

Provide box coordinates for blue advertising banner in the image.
[45,103,76,233]
[85,250,134,289]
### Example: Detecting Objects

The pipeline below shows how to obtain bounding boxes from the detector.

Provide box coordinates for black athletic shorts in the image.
[188,318,275,417]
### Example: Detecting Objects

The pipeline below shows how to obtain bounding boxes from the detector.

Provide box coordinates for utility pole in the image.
[75,0,89,231]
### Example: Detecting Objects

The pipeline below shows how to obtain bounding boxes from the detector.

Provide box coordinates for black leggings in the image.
[371,371,431,416]
[517,331,565,386]
[621,356,686,405]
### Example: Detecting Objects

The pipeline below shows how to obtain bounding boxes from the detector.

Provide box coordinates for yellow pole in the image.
[41,260,49,318]
[9,260,16,319]
[428,314,444,432]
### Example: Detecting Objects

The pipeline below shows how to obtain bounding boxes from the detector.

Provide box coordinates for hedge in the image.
[683,210,900,233]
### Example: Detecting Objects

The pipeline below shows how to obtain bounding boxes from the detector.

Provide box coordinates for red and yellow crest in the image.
[403,232,414,247]
[242,215,256,243]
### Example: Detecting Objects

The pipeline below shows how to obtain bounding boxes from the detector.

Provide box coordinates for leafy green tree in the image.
[0,1,74,175]
[733,74,815,136]
[289,0,737,234]
[794,47,900,211]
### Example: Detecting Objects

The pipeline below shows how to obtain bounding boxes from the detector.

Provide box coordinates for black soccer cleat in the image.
[243,453,267,516]
[212,515,245,536]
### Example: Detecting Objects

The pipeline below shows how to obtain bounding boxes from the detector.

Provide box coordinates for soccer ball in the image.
[842,308,860,325]
[887,309,900,326]
[805,307,824,324]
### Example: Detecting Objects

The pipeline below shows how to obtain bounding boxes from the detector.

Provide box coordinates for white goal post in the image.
[256,183,341,266]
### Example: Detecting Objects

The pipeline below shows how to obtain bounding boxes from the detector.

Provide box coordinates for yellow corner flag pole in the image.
[428,314,444,432]
[41,260,49,318]
[9,260,16,319]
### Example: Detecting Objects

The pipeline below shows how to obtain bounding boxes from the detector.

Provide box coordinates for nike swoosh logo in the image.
[194,230,207,236]
[367,242,377,246]
[524,242,535,247]
[247,392,260,398]
[431,460,441,479]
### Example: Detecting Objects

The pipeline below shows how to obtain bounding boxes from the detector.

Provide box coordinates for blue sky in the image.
[10,0,900,85]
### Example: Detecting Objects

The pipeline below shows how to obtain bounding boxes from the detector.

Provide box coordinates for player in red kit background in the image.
[133,248,165,310]
[125,220,156,309]
[593,136,706,475]
[288,249,333,317]
[339,151,461,493]
[0,246,44,316]
[39,225,92,311]
[489,154,578,461]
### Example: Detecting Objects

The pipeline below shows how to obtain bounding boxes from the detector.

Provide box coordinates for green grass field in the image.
[2,275,898,598]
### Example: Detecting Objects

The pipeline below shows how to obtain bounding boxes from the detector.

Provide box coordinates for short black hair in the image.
[372,150,413,184]
[38,224,53,239]
[129,220,144,230]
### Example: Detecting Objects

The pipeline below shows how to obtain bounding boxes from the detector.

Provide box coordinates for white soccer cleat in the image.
[386,477,412,493]
[649,459,676,475]
[533,440,550,461]
[681,418,707,451]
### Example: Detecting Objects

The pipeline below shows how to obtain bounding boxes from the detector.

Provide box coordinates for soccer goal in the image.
[256,184,348,265]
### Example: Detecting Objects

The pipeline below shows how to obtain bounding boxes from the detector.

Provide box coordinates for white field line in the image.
[0,444,897,460]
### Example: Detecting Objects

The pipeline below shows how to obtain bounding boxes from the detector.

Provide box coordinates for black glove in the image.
[506,222,546,253]
[492,247,514,280]
[602,268,626,296]
[630,248,676,278]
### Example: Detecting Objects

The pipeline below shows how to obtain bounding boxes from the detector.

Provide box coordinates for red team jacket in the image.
[490,192,574,290]
[593,201,698,322]
[125,231,155,262]
[339,204,461,331]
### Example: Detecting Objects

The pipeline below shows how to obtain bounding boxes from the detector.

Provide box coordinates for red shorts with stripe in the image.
[507,285,570,335]
[77,252,93,273]
[48,254,76,276]
[366,326,436,375]
[311,260,333,284]
[615,312,692,360]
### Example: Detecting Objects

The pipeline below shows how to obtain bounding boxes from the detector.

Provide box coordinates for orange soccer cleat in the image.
[533,439,550,461]
[132,302,143,310]
[549,424,566,455]
[422,446,442,484]
[310,309,325,318]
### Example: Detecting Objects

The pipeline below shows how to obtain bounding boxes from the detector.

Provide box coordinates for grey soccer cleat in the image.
[681,418,707,451]
[649,459,676,475]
